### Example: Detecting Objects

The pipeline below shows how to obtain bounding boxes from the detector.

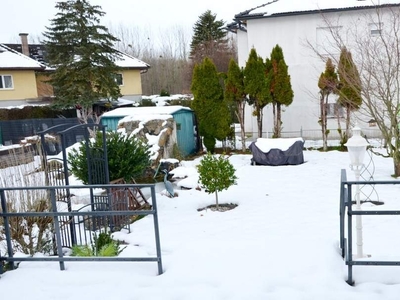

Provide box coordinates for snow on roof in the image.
[115,51,150,69]
[101,105,191,118]
[0,44,46,70]
[236,0,400,19]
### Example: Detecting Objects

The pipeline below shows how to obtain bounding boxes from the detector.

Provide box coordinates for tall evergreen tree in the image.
[43,0,121,121]
[337,47,362,144]
[225,58,247,152]
[269,45,294,138]
[318,58,338,151]
[191,57,231,153]
[243,48,271,138]
[189,10,235,74]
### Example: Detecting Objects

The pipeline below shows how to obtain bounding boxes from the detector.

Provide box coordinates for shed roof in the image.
[101,105,192,118]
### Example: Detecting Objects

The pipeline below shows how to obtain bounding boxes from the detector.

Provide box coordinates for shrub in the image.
[197,153,237,208]
[160,89,170,97]
[139,99,156,107]
[203,135,216,154]
[71,231,125,257]
[68,131,151,184]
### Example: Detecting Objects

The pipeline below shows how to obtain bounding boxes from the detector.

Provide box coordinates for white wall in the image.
[237,7,389,136]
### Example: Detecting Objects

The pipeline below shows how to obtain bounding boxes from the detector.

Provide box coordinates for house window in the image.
[114,73,123,86]
[325,102,344,118]
[369,23,383,36]
[176,123,181,130]
[0,75,13,89]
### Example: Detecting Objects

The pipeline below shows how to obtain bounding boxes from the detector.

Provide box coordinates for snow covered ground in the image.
[2,147,400,299]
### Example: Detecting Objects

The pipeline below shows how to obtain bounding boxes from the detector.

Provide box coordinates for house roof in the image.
[115,50,150,70]
[4,42,150,70]
[3,43,47,64]
[0,44,46,70]
[101,105,192,118]
[234,0,400,20]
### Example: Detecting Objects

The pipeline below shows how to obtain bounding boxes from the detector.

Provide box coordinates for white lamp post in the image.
[345,126,369,258]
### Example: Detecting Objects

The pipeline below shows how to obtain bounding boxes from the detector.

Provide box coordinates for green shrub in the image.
[203,135,216,154]
[68,131,151,184]
[71,231,125,257]
[160,89,170,96]
[139,99,156,107]
[197,153,237,208]
[169,99,192,108]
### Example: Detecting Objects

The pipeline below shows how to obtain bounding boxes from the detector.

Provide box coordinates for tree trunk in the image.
[257,106,263,138]
[345,106,351,143]
[236,102,246,152]
[215,191,219,208]
[320,93,328,151]
[394,152,400,177]
[272,103,277,138]
[276,102,282,138]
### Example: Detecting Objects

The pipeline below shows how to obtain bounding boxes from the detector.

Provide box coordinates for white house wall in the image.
[238,8,389,138]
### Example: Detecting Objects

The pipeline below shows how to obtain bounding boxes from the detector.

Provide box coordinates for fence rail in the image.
[339,169,400,285]
[0,183,163,275]
[243,128,383,142]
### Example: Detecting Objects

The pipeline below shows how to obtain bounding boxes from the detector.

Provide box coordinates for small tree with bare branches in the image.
[318,58,338,151]
[312,6,400,176]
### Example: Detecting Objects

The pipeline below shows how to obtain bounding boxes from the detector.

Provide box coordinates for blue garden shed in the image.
[101,106,199,157]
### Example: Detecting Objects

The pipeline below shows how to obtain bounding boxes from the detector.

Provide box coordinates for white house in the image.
[230,0,400,139]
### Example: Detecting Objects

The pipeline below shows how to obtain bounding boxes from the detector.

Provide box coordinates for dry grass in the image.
[0,147,54,255]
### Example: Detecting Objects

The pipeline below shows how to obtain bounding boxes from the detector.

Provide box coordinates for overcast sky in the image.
[0,0,264,43]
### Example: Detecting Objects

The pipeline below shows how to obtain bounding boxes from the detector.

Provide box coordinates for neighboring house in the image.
[0,43,48,106]
[229,0,400,138]
[2,33,150,107]
[101,106,199,157]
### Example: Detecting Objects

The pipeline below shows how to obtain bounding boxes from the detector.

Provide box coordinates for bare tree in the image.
[111,23,192,95]
[311,6,400,176]
[318,58,338,151]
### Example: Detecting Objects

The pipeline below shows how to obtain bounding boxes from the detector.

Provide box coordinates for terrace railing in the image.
[339,169,400,285]
[0,183,163,275]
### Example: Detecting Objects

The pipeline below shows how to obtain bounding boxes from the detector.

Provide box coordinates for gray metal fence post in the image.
[340,169,347,258]
[346,184,354,285]
[50,189,65,270]
[150,186,163,275]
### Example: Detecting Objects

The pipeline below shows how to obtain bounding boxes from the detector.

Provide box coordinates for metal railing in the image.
[243,128,383,142]
[0,184,163,275]
[339,169,400,285]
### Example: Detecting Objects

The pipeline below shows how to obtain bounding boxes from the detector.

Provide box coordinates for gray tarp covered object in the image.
[249,140,305,166]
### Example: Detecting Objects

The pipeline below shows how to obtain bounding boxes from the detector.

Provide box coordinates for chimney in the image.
[19,33,29,56]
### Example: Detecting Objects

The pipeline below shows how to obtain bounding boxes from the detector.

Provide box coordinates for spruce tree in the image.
[337,47,362,144]
[189,10,234,74]
[43,0,121,120]
[318,58,338,151]
[191,57,231,153]
[269,45,294,138]
[225,58,247,152]
[190,10,226,57]
[243,48,271,138]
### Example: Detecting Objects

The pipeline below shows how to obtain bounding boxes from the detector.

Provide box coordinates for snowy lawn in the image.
[2,149,400,299]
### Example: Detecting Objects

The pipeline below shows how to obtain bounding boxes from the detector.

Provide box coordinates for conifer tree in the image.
[243,48,271,138]
[337,47,362,144]
[189,10,235,73]
[318,58,338,151]
[43,0,121,121]
[225,58,247,152]
[191,57,231,153]
[269,45,294,138]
